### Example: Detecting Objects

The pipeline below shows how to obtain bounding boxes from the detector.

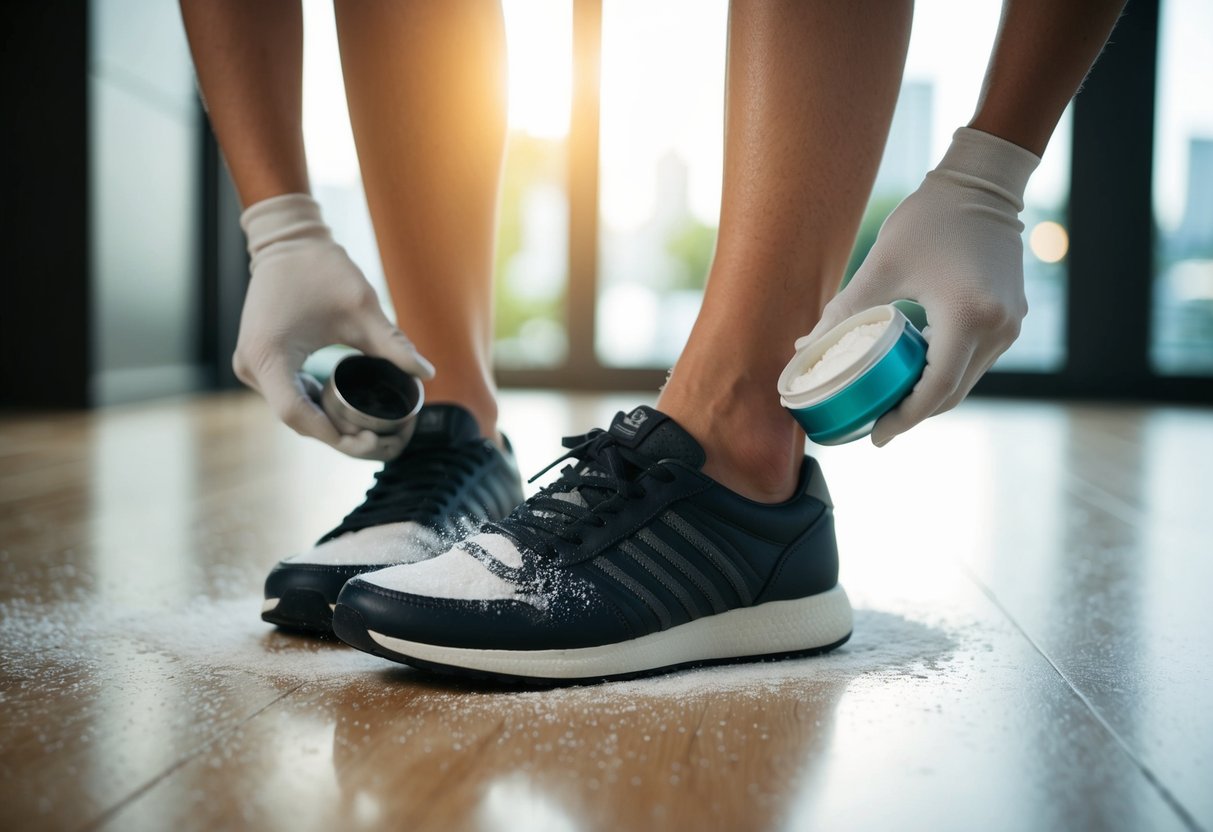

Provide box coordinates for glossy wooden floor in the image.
[1,391,1210,832]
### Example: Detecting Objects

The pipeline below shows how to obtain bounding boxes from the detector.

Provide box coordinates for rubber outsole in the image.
[261,589,336,634]
[331,594,853,687]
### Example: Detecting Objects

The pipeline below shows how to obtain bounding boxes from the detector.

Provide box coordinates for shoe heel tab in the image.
[800,457,833,508]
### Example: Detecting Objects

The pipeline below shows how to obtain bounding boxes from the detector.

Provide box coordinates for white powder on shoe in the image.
[365,548,526,603]
[466,532,525,568]
[283,521,440,567]
[790,321,889,394]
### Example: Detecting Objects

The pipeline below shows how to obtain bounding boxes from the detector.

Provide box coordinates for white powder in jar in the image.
[790,321,889,394]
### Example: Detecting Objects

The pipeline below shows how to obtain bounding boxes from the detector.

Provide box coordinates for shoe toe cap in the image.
[335,549,630,651]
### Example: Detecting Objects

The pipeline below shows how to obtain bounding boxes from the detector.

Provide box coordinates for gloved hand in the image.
[800,126,1041,446]
[235,193,435,460]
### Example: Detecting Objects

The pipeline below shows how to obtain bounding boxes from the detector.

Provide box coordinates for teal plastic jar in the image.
[778,305,927,445]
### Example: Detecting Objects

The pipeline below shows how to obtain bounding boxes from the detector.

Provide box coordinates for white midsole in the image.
[367,585,852,679]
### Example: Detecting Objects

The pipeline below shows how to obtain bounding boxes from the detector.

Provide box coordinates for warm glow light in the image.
[502,0,572,139]
[1029,221,1069,263]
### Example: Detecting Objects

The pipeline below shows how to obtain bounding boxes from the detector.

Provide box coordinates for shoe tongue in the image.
[606,406,706,468]
[538,406,703,520]
[407,404,482,447]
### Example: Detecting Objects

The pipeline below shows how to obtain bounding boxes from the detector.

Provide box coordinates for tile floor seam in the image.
[77,683,306,832]
[961,564,1205,832]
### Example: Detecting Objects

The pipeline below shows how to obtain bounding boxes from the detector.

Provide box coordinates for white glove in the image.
[234,194,435,460]
[800,127,1041,446]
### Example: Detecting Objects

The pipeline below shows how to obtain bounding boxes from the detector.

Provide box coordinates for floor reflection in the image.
[326,610,954,830]
[4,394,1208,831]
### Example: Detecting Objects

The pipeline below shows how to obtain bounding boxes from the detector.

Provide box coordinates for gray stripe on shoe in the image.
[634,528,728,615]
[620,540,702,620]
[660,511,753,606]
[591,557,673,631]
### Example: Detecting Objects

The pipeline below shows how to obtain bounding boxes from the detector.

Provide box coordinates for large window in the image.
[1151,0,1213,376]
[300,0,571,369]
[270,0,1208,402]
[594,0,726,368]
[494,0,572,368]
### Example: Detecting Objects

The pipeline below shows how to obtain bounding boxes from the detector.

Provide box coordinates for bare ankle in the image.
[658,379,802,503]
[702,437,801,503]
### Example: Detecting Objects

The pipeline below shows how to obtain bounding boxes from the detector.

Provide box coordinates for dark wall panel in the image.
[0,3,91,407]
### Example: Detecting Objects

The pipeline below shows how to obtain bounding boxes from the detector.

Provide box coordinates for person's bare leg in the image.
[657,0,913,502]
[334,0,507,440]
[179,0,308,207]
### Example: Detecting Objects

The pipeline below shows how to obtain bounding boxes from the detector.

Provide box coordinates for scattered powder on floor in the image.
[790,321,889,394]
[0,590,975,822]
[489,608,961,704]
[1,595,384,689]
[2,592,961,699]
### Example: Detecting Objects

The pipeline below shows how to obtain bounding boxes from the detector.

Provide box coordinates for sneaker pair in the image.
[265,404,851,683]
[261,405,524,632]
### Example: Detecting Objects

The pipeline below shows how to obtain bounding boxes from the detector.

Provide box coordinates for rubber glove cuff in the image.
[935,127,1041,209]
[240,193,334,265]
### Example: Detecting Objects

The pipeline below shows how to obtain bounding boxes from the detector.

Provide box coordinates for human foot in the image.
[657,367,805,503]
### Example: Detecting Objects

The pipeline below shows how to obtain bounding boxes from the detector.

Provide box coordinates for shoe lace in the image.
[505,429,675,556]
[322,443,488,541]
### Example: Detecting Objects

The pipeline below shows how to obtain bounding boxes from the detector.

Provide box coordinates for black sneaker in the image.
[332,405,851,683]
[261,404,524,633]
